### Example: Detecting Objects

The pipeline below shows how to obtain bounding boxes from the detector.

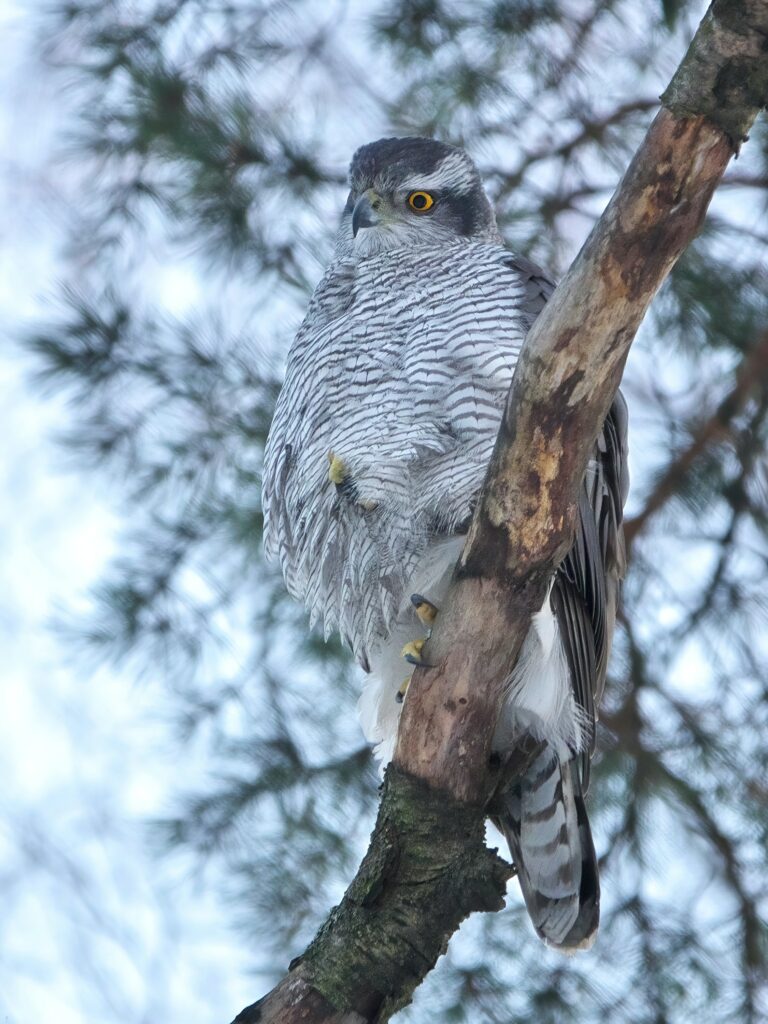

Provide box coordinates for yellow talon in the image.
[401,638,427,666]
[328,451,347,485]
[411,594,438,627]
[396,676,411,704]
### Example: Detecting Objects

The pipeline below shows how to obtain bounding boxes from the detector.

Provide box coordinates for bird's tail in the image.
[498,747,599,950]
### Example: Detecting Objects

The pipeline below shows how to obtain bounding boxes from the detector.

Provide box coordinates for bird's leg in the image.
[328,450,348,486]
[396,596,439,697]
[410,593,438,628]
[327,451,378,511]
[401,637,429,666]
[397,639,433,704]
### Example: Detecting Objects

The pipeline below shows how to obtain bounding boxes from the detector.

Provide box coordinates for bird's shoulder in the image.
[500,252,556,329]
[297,243,554,345]
[350,240,551,289]
[292,258,357,345]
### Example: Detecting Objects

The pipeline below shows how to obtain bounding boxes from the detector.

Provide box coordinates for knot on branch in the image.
[661,0,768,144]
[300,765,512,1021]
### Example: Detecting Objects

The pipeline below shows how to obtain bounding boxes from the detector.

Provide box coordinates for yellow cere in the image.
[407,191,435,212]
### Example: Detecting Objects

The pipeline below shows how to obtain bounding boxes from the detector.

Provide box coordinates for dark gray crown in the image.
[349,137,473,188]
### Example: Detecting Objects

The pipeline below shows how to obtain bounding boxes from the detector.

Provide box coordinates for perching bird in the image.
[262,137,628,951]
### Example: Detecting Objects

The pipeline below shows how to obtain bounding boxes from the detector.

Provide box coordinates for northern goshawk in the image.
[262,136,628,950]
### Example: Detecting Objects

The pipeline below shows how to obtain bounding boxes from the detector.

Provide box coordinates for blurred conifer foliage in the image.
[27,1,768,1020]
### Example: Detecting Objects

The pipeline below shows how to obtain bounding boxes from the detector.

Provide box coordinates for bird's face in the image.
[338,137,498,260]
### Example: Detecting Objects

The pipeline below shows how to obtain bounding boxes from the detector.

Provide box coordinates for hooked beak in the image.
[352,192,381,237]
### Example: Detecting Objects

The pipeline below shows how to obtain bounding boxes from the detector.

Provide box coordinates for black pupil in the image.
[412,193,428,209]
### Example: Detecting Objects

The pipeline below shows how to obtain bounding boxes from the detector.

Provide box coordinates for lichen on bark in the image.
[299,766,512,1020]
[661,0,768,143]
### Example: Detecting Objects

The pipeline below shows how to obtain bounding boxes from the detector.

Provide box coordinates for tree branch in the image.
[625,329,768,547]
[233,2,768,1020]
[491,98,659,200]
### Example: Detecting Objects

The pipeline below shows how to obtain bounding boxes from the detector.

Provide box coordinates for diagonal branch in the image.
[490,97,660,200]
[624,329,768,546]
[233,2,768,1021]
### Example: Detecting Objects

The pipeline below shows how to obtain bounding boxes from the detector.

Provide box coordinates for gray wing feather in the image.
[554,393,629,791]
[503,253,556,326]
[503,257,629,788]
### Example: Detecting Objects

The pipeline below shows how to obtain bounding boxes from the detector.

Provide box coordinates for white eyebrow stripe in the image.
[399,152,477,195]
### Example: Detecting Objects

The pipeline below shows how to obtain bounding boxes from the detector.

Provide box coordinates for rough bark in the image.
[233,2,767,1021]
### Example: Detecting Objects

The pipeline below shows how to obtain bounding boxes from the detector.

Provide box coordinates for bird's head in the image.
[337,137,499,259]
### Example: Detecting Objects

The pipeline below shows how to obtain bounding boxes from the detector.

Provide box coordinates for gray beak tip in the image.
[352,195,379,238]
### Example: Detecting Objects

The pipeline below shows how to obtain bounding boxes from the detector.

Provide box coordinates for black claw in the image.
[404,653,433,668]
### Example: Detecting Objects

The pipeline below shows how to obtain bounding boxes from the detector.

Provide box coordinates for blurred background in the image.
[2,1,768,1021]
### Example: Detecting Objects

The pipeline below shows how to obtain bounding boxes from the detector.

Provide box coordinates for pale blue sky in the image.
[0,3,257,1019]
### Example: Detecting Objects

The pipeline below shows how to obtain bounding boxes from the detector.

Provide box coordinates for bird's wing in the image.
[552,393,629,790]
[262,257,354,565]
[502,255,629,791]
[502,253,556,329]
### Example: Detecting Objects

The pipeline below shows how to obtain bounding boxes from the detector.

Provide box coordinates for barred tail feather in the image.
[499,749,599,950]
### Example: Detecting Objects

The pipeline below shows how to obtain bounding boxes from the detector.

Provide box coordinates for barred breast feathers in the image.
[262,241,534,666]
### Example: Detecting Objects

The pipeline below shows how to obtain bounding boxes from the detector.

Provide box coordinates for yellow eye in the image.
[407,191,435,213]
